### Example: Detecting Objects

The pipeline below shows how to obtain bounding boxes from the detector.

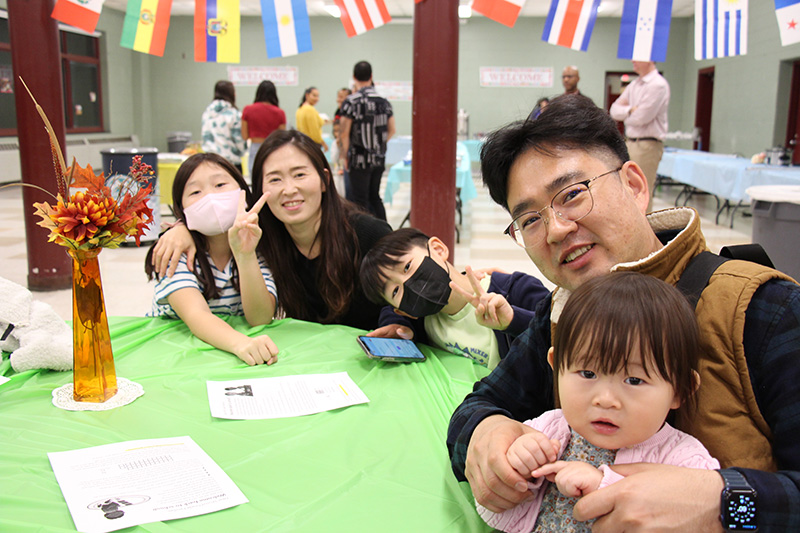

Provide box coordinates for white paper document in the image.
[207,371,370,419]
[48,436,247,533]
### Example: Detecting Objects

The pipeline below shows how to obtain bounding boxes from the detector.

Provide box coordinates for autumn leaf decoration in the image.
[21,78,154,250]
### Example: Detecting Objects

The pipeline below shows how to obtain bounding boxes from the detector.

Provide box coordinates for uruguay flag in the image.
[695,0,748,60]
[617,0,673,62]
[260,0,312,58]
[542,0,602,52]
[775,0,800,47]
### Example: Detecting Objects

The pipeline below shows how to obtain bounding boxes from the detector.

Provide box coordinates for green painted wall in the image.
[4,2,800,159]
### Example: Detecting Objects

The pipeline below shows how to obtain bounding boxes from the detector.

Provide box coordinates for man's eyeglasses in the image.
[504,167,622,248]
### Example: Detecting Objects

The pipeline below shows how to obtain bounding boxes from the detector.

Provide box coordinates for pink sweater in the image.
[476,409,720,533]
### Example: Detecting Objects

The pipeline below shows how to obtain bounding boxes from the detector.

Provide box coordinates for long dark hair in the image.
[214,80,236,108]
[254,80,279,107]
[251,129,360,322]
[145,153,254,301]
[299,86,316,108]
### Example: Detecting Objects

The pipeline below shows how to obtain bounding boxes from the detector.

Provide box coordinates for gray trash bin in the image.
[101,147,161,244]
[746,185,800,281]
[167,131,192,153]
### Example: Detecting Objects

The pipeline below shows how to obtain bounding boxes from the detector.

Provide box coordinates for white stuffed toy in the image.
[0,276,73,372]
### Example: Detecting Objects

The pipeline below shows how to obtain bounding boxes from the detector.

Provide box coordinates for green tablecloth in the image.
[0,316,492,532]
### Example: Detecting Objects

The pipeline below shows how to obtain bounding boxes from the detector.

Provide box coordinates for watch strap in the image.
[719,469,752,491]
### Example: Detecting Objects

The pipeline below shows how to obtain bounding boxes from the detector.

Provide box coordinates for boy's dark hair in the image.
[552,271,700,412]
[360,227,431,305]
[145,153,254,302]
[481,94,630,210]
[353,61,372,82]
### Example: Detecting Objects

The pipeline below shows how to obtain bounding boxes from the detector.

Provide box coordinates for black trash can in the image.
[101,147,161,243]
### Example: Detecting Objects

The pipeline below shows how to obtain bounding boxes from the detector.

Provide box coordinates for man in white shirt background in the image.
[610,61,670,212]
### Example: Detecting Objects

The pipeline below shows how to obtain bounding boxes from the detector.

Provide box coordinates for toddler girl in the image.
[145,153,279,366]
[477,271,719,532]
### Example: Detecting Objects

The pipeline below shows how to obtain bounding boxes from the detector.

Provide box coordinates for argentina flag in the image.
[617,0,673,62]
[695,0,748,60]
[260,0,312,58]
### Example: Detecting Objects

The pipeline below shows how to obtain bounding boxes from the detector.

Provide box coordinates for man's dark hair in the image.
[481,94,629,210]
[360,227,430,305]
[353,61,372,82]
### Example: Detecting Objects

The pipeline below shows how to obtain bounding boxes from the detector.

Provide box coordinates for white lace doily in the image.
[52,377,144,411]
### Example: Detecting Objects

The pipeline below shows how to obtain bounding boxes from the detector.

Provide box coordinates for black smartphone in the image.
[357,336,427,363]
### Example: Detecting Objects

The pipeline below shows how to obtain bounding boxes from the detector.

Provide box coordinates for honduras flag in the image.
[260,0,312,58]
[695,0,748,60]
[617,0,673,62]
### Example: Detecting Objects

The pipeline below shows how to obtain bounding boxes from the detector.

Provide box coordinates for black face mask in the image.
[398,253,452,318]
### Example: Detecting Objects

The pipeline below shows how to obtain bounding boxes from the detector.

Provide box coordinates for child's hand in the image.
[366,324,414,340]
[449,266,514,331]
[532,461,603,497]
[234,334,279,366]
[229,190,269,257]
[506,431,561,478]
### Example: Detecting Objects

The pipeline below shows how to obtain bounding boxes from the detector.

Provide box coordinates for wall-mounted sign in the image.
[374,81,413,101]
[227,66,299,87]
[479,67,554,88]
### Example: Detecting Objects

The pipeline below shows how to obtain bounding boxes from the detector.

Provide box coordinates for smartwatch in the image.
[719,469,758,531]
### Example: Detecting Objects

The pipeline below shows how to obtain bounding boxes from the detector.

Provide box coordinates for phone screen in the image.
[357,336,426,362]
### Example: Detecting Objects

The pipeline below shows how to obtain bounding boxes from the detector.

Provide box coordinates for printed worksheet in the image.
[206,371,369,419]
[48,436,247,533]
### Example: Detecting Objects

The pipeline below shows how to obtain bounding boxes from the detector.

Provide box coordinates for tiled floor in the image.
[0,174,753,322]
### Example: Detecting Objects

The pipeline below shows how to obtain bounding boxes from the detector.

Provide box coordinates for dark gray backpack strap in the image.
[675,252,729,309]
[719,244,775,269]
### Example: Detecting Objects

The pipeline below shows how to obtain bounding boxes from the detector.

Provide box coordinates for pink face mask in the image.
[183,189,241,236]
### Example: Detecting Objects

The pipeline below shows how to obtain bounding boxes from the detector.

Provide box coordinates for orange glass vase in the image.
[69,248,117,402]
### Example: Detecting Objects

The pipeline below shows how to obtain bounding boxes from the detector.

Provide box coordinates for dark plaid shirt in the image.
[340,86,393,170]
[447,279,800,531]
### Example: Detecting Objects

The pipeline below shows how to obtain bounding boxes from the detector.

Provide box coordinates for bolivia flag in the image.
[194,0,241,63]
[120,0,173,57]
[51,0,105,33]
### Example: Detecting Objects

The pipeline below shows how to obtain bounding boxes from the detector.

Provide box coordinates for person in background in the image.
[609,61,670,212]
[447,94,800,532]
[340,61,395,221]
[360,227,549,369]
[561,66,582,96]
[241,80,286,177]
[145,153,278,366]
[151,130,405,332]
[296,87,328,152]
[332,87,353,200]
[201,81,246,172]
[528,97,550,121]
[476,272,719,532]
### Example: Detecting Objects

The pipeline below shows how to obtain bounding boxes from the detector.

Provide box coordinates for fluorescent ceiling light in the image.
[324,3,341,17]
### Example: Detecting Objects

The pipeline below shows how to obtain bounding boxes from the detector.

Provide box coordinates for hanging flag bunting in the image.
[194,0,241,63]
[472,0,526,27]
[775,0,800,46]
[617,0,673,62]
[51,0,105,33]
[695,0,748,60]
[542,0,602,52]
[334,0,392,37]
[260,0,312,58]
[120,0,173,57]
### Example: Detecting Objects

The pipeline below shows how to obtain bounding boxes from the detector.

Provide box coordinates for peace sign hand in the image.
[229,190,269,257]
[449,265,514,331]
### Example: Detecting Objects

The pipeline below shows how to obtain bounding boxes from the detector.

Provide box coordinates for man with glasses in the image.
[448,95,800,532]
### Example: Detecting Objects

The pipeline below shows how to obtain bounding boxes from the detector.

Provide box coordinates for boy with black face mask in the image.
[360,228,549,369]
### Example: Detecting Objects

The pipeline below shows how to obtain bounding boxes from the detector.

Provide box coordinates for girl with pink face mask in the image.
[145,153,279,366]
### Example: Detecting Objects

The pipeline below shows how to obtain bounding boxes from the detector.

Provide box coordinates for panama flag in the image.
[695,0,748,60]
[472,0,526,28]
[194,0,241,63]
[51,0,105,33]
[260,0,312,58]
[775,0,800,46]
[617,0,673,62]
[334,0,392,37]
[542,0,602,52]
[120,0,173,57]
